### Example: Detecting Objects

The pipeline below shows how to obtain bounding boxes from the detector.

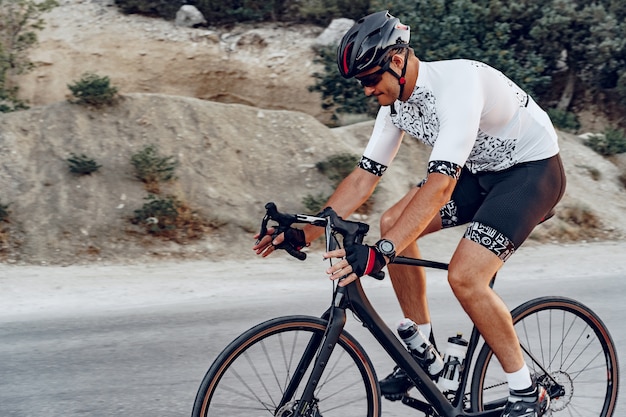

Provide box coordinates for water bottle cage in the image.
[412,346,437,367]
[441,359,461,377]
[419,352,435,366]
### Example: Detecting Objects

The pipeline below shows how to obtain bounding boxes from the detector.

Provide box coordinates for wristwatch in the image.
[375,239,396,262]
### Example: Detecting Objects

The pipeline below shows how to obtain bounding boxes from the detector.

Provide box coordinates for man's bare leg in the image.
[378,187,445,395]
[380,187,442,325]
[448,238,524,373]
[449,239,552,416]
[387,244,430,324]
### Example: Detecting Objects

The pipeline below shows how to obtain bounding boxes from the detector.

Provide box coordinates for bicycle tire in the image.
[191,315,381,417]
[470,296,619,416]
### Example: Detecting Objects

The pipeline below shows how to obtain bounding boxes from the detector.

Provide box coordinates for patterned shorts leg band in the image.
[463,221,515,262]
[439,200,459,228]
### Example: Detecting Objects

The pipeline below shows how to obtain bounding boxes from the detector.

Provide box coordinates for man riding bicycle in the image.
[254,10,565,417]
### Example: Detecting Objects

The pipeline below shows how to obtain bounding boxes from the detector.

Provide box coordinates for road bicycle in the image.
[191,202,619,417]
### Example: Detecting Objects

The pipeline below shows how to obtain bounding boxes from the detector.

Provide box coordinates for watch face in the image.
[379,240,394,253]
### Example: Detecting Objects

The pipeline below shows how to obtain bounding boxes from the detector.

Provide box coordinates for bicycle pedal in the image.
[400,395,435,414]
[382,391,407,401]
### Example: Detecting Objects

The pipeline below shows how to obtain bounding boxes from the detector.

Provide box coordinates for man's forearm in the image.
[303,168,379,244]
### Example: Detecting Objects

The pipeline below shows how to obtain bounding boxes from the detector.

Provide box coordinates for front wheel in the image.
[471,296,619,416]
[192,315,381,417]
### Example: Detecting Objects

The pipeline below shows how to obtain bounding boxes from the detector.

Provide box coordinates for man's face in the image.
[355,57,400,106]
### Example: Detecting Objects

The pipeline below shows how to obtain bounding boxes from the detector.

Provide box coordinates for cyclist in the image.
[254,10,565,417]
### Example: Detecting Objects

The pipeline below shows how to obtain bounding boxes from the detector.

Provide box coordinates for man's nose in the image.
[364,86,376,96]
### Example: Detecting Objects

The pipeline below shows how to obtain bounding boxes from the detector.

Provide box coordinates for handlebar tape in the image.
[368,270,386,280]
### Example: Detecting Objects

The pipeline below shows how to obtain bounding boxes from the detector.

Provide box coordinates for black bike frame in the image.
[295,256,503,417]
[259,203,504,416]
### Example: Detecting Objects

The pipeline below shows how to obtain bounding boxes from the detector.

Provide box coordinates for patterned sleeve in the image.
[358,156,388,176]
[359,106,405,176]
[427,160,462,180]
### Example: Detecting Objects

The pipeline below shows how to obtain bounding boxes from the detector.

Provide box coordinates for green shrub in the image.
[303,152,375,214]
[302,192,328,214]
[315,153,359,186]
[575,164,601,181]
[130,144,178,192]
[67,72,118,107]
[114,0,183,20]
[131,193,208,241]
[66,153,101,175]
[619,172,626,190]
[302,153,360,213]
[547,108,580,132]
[0,89,29,113]
[0,200,9,222]
[291,0,369,25]
[0,0,57,113]
[309,45,379,122]
[132,194,180,234]
[0,199,10,252]
[585,127,626,156]
[114,0,369,25]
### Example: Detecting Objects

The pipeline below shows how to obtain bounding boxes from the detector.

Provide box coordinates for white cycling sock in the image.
[505,363,533,394]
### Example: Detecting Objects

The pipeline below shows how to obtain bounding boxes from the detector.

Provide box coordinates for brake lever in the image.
[258,202,310,261]
[321,208,385,281]
[256,202,290,244]
[255,213,271,245]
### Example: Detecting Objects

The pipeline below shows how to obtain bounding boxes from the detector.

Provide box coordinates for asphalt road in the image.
[1,241,625,417]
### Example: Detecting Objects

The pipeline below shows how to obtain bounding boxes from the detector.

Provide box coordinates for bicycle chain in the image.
[483,380,507,391]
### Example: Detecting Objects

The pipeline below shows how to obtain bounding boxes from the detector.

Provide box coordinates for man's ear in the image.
[390,52,405,70]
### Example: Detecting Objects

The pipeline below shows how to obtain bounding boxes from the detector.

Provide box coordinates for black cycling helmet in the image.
[337,10,410,79]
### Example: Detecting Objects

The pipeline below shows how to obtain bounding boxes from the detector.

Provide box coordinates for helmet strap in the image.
[388,48,409,115]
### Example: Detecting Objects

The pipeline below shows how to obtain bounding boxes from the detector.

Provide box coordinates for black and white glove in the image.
[345,243,386,277]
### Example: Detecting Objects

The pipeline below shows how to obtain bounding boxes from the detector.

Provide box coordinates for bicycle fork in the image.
[278,303,347,417]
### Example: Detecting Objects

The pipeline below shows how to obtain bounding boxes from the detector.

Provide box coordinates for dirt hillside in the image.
[1,1,625,265]
[15,0,326,120]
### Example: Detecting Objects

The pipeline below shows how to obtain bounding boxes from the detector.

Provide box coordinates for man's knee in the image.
[447,263,492,303]
[379,209,398,235]
[447,268,475,301]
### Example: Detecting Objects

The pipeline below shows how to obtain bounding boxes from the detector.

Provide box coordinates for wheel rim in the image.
[475,299,618,416]
[199,319,378,417]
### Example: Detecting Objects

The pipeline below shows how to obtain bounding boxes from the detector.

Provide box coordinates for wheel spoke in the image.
[192,316,380,417]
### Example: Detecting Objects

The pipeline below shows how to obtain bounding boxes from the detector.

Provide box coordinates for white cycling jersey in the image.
[359,59,559,178]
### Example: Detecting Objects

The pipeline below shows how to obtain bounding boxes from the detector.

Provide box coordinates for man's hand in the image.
[324,243,386,286]
[253,227,307,257]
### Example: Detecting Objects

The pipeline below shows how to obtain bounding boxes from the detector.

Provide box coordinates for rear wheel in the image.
[192,315,381,417]
[471,296,619,416]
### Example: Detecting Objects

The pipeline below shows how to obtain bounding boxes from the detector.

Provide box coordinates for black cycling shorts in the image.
[427,154,566,261]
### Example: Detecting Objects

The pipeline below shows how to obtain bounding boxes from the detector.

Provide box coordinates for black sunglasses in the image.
[356,59,392,88]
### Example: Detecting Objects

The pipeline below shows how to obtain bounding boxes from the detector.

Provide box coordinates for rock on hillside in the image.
[1,94,625,265]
